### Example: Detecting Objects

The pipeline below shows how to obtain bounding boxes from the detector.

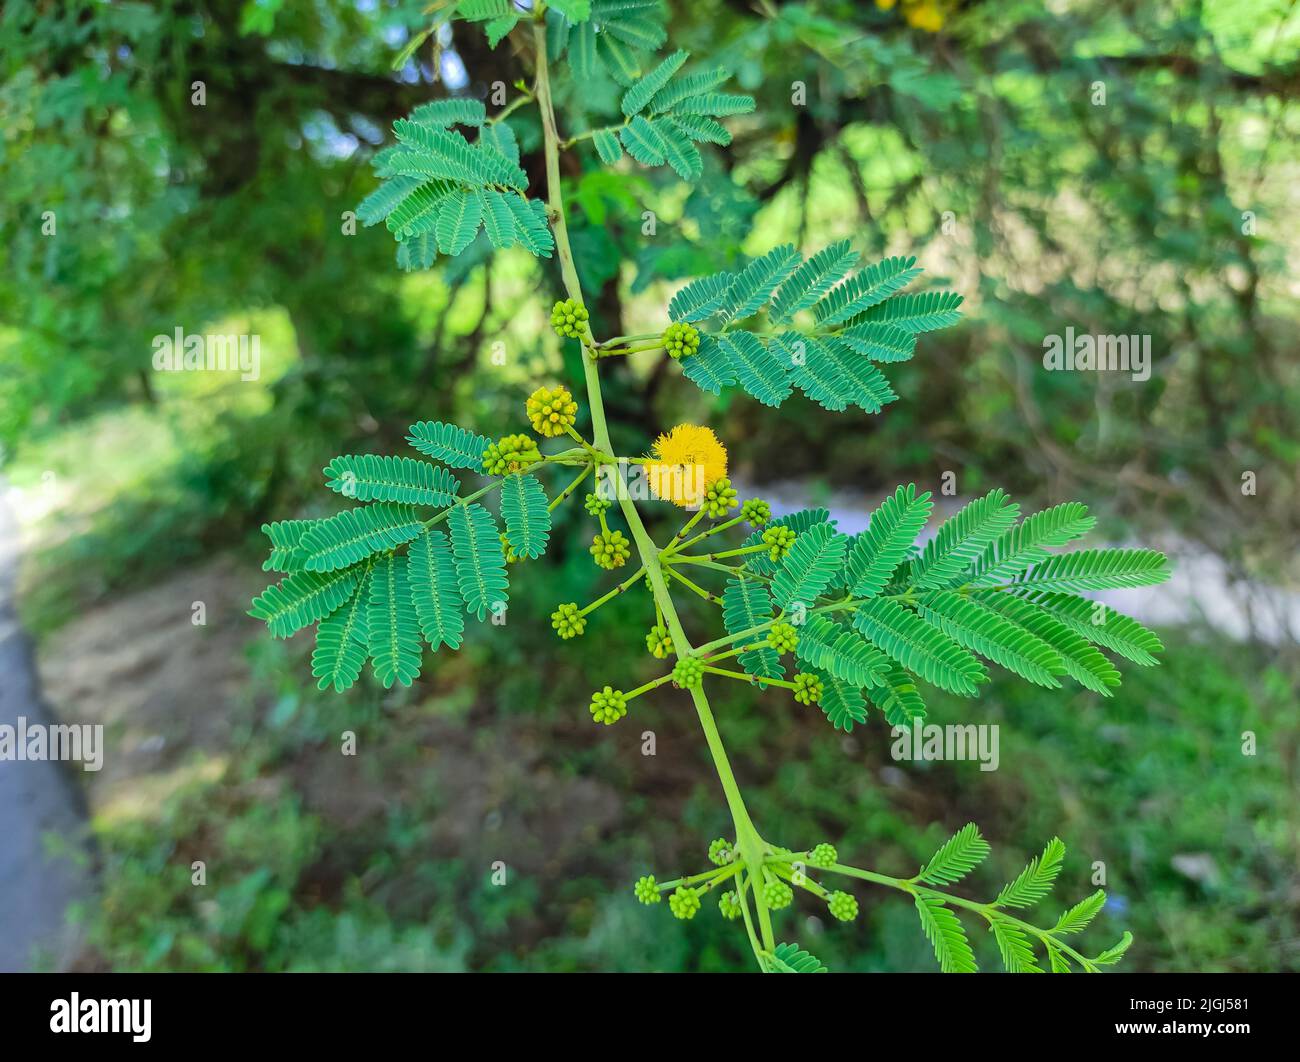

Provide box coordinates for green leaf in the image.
[812,337,897,413]
[809,667,868,732]
[916,823,990,886]
[837,321,917,362]
[721,578,784,682]
[1022,592,1164,666]
[367,552,423,688]
[680,334,736,395]
[408,98,487,128]
[407,529,465,652]
[1091,931,1133,966]
[1046,940,1072,973]
[990,917,1043,973]
[448,502,509,621]
[984,595,1121,695]
[740,508,833,576]
[1052,889,1107,935]
[668,271,735,322]
[502,194,555,257]
[297,503,424,572]
[323,454,460,507]
[855,290,964,333]
[967,502,1096,586]
[570,20,598,78]
[917,591,1065,688]
[311,572,371,692]
[1008,549,1171,593]
[405,420,491,468]
[714,331,791,407]
[500,473,552,559]
[653,66,732,112]
[548,0,592,20]
[995,837,1066,909]
[865,663,927,725]
[621,49,688,116]
[914,895,977,973]
[592,128,623,165]
[813,255,923,327]
[768,942,827,973]
[261,519,319,572]
[795,614,889,689]
[910,489,1020,590]
[435,188,483,255]
[844,484,933,598]
[249,567,363,639]
[723,244,800,321]
[650,117,703,180]
[770,239,860,323]
[852,597,988,696]
[384,182,453,238]
[598,32,642,84]
[771,522,849,609]
[620,113,668,166]
[357,175,423,226]
[481,189,518,249]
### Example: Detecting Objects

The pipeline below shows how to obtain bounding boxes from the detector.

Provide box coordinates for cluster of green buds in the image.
[482,433,541,476]
[662,321,700,359]
[645,624,673,659]
[708,838,735,866]
[828,890,859,922]
[550,602,586,640]
[792,672,823,705]
[672,655,704,689]
[589,686,628,725]
[499,533,522,565]
[525,384,579,438]
[718,891,743,920]
[589,529,632,569]
[550,298,589,339]
[669,886,701,920]
[808,843,838,869]
[762,876,794,910]
[761,524,797,562]
[767,621,799,654]
[634,875,660,905]
[583,492,611,516]
[703,477,739,519]
[741,498,771,527]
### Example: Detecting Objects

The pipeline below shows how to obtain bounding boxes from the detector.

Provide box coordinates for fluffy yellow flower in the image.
[904,1,944,31]
[645,424,728,508]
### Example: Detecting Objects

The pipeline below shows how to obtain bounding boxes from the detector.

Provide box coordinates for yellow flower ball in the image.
[645,424,728,509]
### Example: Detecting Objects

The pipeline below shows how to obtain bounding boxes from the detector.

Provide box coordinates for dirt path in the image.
[0,479,90,971]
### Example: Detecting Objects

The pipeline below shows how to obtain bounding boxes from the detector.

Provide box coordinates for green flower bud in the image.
[550,298,589,339]
[768,621,799,654]
[762,878,794,910]
[482,433,541,476]
[792,672,823,705]
[634,875,661,905]
[828,890,859,922]
[583,492,611,517]
[645,623,674,659]
[589,529,632,569]
[718,891,743,920]
[662,321,700,360]
[741,498,771,527]
[808,843,838,869]
[668,886,701,920]
[550,602,586,639]
[525,384,579,438]
[761,525,797,563]
[589,686,628,725]
[499,533,522,565]
[707,838,734,866]
[672,655,704,689]
[703,477,739,519]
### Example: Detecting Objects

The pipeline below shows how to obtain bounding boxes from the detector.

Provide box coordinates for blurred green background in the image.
[2,0,1297,972]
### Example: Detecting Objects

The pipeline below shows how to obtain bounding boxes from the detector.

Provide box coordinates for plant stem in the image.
[533,20,774,963]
